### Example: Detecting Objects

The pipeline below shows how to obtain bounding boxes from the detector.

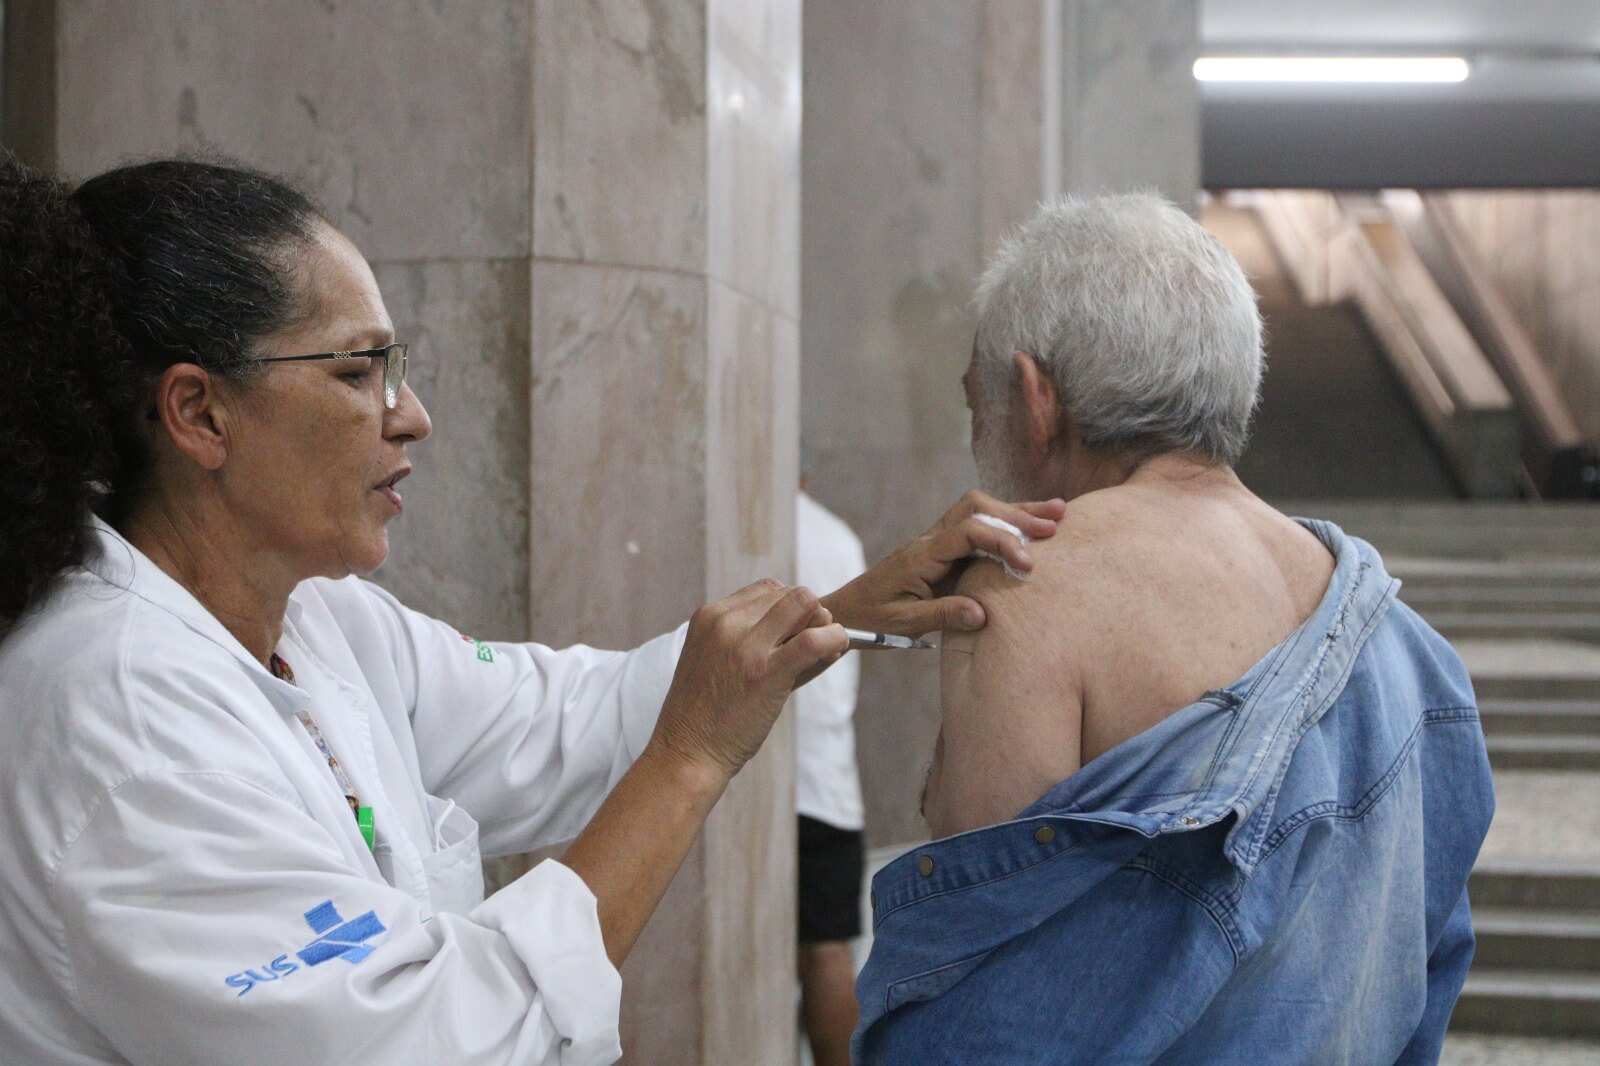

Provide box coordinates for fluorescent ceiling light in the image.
[1193,56,1471,84]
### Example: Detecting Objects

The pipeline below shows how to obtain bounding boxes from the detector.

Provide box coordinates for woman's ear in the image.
[151,363,230,472]
[1011,351,1060,461]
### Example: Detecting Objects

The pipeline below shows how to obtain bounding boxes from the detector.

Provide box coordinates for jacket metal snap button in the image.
[870,891,877,910]
[1034,826,1056,845]
[1180,816,1200,827]
[917,855,934,877]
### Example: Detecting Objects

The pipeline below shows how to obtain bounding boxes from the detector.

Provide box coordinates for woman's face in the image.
[221,222,431,579]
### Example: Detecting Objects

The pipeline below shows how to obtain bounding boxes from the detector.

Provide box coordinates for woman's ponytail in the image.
[0,151,319,634]
[0,152,143,633]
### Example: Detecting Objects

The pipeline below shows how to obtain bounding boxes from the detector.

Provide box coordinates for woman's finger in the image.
[938,490,1061,541]
[893,595,987,636]
[749,584,825,651]
[774,623,849,681]
[940,490,1003,526]
[1015,498,1067,531]
[981,501,1059,540]
[929,515,1035,572]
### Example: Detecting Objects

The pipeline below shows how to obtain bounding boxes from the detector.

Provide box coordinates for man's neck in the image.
[1048,450,1241,502]
[117,496,295,667]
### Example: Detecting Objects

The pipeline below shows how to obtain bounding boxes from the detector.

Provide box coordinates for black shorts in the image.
[797,814,865,944]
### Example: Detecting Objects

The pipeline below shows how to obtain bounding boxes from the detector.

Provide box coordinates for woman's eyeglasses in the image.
[255,342,409,409]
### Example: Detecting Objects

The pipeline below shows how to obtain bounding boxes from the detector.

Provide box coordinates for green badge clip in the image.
[357,805,375,851]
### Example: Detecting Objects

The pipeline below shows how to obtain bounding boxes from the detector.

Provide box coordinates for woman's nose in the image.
[386,382,432,443]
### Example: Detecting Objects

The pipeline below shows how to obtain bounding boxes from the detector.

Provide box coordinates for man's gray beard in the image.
[972,414,1030,501]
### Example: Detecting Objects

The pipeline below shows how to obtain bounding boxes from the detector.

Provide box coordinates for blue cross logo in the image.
[296,900,387,966]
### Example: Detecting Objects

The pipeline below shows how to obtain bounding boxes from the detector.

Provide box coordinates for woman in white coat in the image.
[0,155,1061,1065]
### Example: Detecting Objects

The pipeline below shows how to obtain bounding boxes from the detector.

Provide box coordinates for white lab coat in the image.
[0,518,685,1065]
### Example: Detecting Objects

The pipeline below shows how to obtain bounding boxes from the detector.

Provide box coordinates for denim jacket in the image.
[855,521,1495,1065]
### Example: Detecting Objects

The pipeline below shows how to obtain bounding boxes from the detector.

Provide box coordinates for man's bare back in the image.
[924,459,1336,839]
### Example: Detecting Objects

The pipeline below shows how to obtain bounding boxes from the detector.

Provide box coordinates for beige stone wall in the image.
[801,0,1047,848]
[18,0,539,921]
[43,0,536,641]
[1448,191,1600,443]
[1056,0,1201,209]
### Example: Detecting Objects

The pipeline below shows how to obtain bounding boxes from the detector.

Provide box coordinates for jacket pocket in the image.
[420,794,486,916]
[884,950,992,1013]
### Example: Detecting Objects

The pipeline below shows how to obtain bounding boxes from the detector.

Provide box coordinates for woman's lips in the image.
[374,466,410,512]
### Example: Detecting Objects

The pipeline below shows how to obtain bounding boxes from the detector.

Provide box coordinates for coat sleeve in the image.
[54,766,622,1066]
[332,578,687,856]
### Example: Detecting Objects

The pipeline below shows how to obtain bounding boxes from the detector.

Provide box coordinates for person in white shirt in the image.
[793,485,869,1066]
[0,153,1063,1065]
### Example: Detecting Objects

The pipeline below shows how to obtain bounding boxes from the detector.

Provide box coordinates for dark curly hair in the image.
[0,153,320,633]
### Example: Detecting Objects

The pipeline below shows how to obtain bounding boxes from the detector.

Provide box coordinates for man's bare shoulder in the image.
[943,482,1246,668]
[955,485,1166,609]
[940,493,1127,662]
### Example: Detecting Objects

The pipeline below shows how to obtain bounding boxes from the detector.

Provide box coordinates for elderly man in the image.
[854,195,1495,1064]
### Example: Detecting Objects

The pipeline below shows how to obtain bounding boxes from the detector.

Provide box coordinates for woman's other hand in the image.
[651,580,849,781]
[821,491,1065,638]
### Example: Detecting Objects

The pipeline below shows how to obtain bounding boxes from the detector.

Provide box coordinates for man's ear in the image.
[1011,351,1060,460]
[151,363,231,472]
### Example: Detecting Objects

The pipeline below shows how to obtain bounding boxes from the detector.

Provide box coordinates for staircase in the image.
[1302,503,1600,1046]
[1455,864,1600,1038]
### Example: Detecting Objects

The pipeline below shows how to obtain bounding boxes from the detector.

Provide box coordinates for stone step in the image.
[1398,575,1600,595]
[1478,700,1600,737]
[1487,735,1600,771]
[1471,863,1600,912]
[1403,587,1600,613]
[1441,1033,1600,1063]
[1286,503,1600,563]
[1472,675,1600,702]
[1392,561,1600,590]
[1472,907,1600,971]
[1450,969,1600,1038]
[1433,613,1600,643]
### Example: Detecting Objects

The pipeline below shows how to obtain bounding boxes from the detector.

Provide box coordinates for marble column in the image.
[22,1,802,1062]
[802,0,1047,848]
[529,2,801,1063]
[1052,0,1201,209]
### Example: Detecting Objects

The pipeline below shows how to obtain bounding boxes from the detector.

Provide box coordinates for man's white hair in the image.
[971,192,1263,465]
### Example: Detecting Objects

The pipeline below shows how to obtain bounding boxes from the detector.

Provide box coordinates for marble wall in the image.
[1448,191,1600,444]
[1056,0,1202,208]
[40,0,535,641]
